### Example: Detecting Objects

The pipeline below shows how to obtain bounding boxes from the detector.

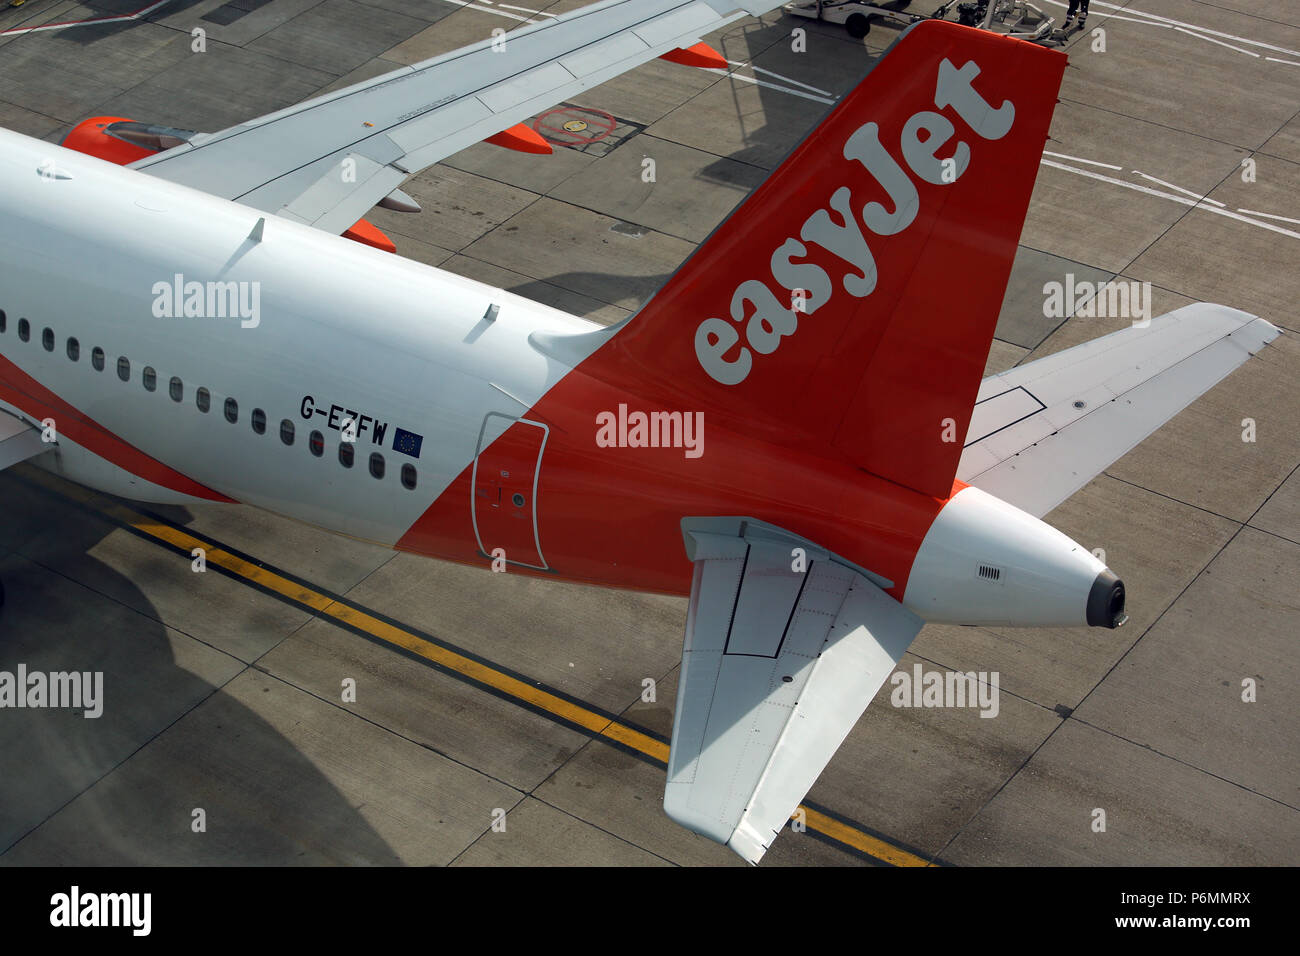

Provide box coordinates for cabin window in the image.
[280,419,294,446]
[169,377,183,402]
[196,387,210,413]
[224,397,238,423]
[401,463,417,490]
[92,347,105,371]
[18,318,29,342]
[42,328,54,352]
[117,356,130,381]
[66,337,79,361]
[142,367,157,391]
[0,310,6,333]
[309,430,324,457]
[251,408,266,435]
[369,453,385,480]
[339,442,354,468]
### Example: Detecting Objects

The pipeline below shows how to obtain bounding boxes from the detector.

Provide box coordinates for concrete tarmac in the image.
[0,0,1296,865]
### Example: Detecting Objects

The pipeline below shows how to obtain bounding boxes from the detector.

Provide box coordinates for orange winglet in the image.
[62,116,155,166]
[344,218,397,254]
[484,123,553,154]
[658,42,728,70]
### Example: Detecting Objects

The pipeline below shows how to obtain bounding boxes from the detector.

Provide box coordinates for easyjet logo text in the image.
[694,59,1015,385]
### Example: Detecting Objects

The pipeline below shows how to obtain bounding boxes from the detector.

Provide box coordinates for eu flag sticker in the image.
[393,427,423,459]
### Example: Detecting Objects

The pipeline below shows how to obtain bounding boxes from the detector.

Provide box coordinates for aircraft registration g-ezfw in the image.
[0,1,1280,863]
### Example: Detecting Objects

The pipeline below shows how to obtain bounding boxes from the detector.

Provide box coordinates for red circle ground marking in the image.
[533,106,618,147]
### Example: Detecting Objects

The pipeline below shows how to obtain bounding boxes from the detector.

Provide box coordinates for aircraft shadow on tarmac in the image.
[0,469,408,865]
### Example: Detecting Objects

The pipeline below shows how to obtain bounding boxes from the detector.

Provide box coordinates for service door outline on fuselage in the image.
[471,412,549,570]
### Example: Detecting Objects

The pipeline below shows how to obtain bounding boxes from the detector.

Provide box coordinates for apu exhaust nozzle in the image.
[903,486,1129,630]
[1086,570,1128,628]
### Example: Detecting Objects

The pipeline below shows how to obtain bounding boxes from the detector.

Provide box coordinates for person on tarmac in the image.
[1063,0,1089,30]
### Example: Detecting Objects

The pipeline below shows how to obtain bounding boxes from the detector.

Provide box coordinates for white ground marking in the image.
[726,59,836,97]
[1038,3,1175,29]
[1068,0,1300,58]
[1042,149,1122,170]
[1174,26,1260,57]
[499,4,558,17]
[1238,209,1300,226]
[437,0,533,23]
[703,66,836,105]
[1041,159,1300,241]
[750,65,834,96]
[1133,171,1226,206]
[0,0,173,36]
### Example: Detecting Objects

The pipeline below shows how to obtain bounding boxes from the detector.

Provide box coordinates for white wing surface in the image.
[959,304,1281,517]
[130,0,785,235]
[0,410,45,472]
[666,522,923,863]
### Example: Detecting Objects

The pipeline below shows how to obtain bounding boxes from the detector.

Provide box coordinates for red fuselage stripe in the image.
[0,351,235,502]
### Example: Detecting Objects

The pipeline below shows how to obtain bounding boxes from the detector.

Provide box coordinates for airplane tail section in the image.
[592,20,1065,498]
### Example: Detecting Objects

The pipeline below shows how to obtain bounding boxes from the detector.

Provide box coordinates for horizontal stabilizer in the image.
[959,304,1281,517]
[666,521,923,863]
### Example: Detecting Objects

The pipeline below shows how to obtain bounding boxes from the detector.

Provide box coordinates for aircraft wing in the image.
[129,0,785,235]
[958,303,1281,518]
[666,521,923,864]
[0,410,46,471]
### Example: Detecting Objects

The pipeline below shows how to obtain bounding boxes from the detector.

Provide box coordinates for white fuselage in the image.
[0,127,599,544]
[0,125,1121,629]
